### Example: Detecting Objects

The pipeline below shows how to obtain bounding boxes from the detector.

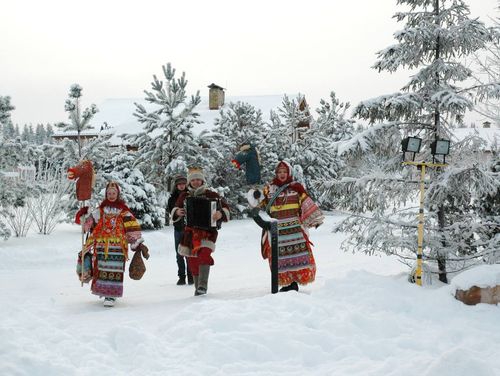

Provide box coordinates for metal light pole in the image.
[401,136,450,286]
[402,161,446,285]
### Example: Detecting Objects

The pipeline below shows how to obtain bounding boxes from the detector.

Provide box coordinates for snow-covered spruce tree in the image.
[45,124,54,143]
[21,124,35,143]
[53,85,109,170]
[472,12,500,126]
[266,94,343,205]
[0,95,15,126]
[474,151,500,262]
[52,86,111,221]
[315,91,355,142]
[34,124,47,145]
[208,101,270,217]
[126,63,202,194]
[54,84,99,159]
[0,95,16,240]
[101,149,163,229]
[329,0,499,282]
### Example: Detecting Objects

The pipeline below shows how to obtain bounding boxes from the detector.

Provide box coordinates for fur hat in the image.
[187,167,205,183]
[173,174,187,186]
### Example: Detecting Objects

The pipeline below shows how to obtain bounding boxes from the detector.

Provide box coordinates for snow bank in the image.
[450,264,500,292]
[1,215,499,376]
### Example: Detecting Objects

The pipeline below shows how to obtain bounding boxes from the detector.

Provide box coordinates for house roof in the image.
[90,95,287,145]
[208,83,225,90]
[452,127,499,151]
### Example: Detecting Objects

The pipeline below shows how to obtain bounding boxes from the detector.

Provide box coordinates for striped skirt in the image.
[275,217,316,286]
[91,246,126,298]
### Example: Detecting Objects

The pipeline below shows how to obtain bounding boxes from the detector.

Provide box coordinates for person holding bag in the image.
[80,181,149,307]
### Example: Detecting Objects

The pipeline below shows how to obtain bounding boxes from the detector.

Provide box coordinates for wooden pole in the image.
[250,207,279,294]
[80,200,86,287]
[270,221,279,294]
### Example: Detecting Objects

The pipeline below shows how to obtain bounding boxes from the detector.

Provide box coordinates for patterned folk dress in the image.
[261,183,324,286]
[84,206,142,298]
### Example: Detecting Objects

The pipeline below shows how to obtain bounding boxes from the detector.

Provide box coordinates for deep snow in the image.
[1,214,499,376]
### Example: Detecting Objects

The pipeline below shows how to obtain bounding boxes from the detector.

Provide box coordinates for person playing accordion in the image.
[173,167,230,296]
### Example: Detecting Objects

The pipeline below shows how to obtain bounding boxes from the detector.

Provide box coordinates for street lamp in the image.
[401,136,449,286]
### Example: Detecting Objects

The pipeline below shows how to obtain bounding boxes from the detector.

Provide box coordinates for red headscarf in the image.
[272,161,305,194]
[99,181,130,211]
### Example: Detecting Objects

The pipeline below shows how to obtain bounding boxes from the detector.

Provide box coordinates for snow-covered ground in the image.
[1,214,499,376]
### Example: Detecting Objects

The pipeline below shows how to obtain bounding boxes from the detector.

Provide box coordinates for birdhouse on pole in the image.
[208,83,225,110]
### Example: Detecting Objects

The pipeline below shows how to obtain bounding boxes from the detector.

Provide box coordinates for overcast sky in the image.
[1,0,498,126]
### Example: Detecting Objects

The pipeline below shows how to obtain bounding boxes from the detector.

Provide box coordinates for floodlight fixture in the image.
[430,139,450,163]
[401,136,422,161]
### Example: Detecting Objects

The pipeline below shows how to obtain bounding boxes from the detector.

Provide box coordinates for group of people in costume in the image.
[73,159,323,307]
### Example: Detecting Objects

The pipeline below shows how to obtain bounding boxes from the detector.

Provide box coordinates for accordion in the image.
[185,196,222,230]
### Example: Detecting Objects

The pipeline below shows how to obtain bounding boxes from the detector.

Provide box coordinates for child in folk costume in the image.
[260,161,324,292]
[173,167,230,296]
[82,181,149,307]
[167,174,194,286]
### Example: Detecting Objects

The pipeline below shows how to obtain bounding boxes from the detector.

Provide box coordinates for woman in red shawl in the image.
[83,181,149,307]
[260,161,324,292]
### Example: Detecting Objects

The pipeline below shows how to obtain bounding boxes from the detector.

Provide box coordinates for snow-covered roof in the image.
[0,171,19,178]
[90,95,287,145]
[452,127,499,151]
[52,129,113,138]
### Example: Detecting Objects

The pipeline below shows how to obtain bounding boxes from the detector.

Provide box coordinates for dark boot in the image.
[187,274,194,285]
[195,265,210,296]
[176,275,186,285]
[279,281,299,292]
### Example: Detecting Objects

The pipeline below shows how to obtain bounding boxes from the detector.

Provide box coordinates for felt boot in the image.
[195,265,210,296]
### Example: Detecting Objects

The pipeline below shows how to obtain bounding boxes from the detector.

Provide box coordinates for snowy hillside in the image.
[1,214,499,376]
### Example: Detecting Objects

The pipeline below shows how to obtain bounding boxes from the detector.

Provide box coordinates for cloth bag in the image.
[76,250,92,283]
[129,250,146,280]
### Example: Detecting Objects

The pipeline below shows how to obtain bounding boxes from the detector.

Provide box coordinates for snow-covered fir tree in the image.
[50,85,110,172]
[267,94,343,205]
[472,13,500,126]
[21,124,35,143]
[0,95,14,126]
[34,124,48,144]
[126,63,203,193]
[328,0,499,282]
[315,91,355,142]
[54,84,99,159]
[0,95,16,240]
[101,149,163,229]
[49,86,111,222]
[45,124,54,142]
[475,152,500,261]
